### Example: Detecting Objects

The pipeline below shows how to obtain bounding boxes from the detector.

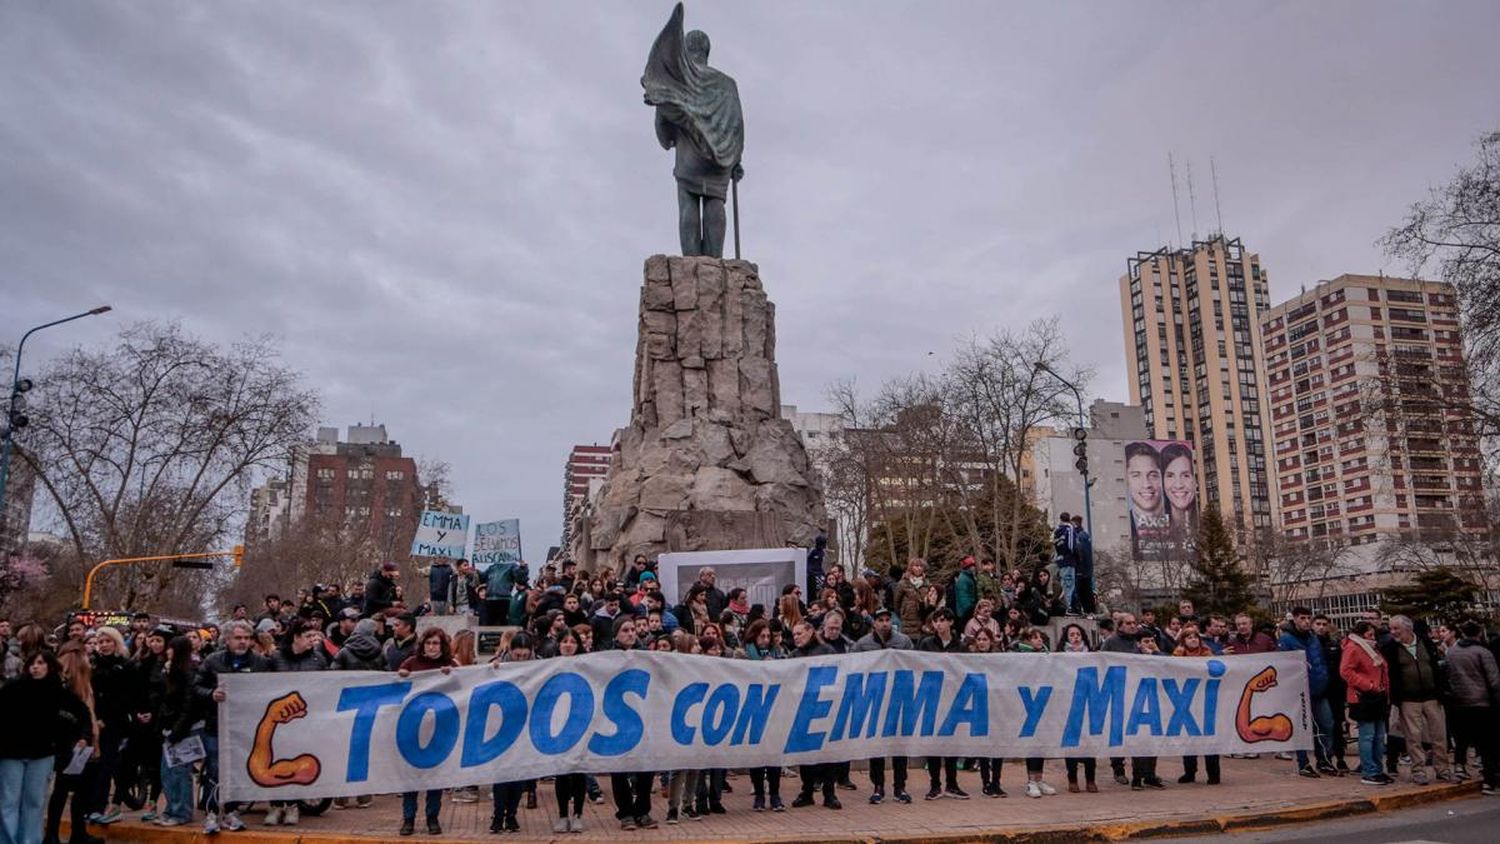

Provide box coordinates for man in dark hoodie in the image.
[363,562,401,617]
[333,619,386,671]
[1278,607,1333,777]
[591,593,625,650]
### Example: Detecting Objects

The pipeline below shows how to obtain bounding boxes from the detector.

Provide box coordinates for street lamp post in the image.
[0,306,112,536]
[1035,361,1093,535]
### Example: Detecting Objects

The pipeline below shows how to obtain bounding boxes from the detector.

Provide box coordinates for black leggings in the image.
[555,774,586,817]
[749,766,782,798]
[47,767,95,843]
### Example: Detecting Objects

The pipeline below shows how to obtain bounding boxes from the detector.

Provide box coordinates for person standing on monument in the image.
[642,2,744,258]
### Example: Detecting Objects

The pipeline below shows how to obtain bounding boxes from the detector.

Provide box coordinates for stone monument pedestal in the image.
[571,256,826,569]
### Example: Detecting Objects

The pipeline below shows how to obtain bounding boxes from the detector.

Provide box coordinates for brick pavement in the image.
[90,756,1470,842]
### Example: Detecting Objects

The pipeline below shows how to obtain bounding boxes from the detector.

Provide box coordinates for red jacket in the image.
[1339,637,1389,706]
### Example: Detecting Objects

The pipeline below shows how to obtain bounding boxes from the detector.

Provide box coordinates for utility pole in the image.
[0,306,112,542]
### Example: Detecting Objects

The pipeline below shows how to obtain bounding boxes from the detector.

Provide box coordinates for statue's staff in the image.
[732,172,741,260]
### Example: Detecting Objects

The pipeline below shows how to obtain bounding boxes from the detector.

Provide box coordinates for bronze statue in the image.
[643,3,744,258]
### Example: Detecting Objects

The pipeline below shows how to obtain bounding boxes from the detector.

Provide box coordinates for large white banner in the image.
[220,651,1311,801]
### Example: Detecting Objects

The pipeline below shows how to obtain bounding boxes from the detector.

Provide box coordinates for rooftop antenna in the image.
[1168,152,1184,248]
[1210,155,1225,236]
[1186,158,1200,242]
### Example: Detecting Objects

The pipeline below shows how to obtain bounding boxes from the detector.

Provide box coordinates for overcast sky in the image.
[4,0,1498,563]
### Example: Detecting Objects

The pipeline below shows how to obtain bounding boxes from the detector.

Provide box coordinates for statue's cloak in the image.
[642,3,743,168]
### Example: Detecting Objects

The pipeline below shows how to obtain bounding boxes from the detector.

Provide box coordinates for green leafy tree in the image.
[1379,567,1477,624]
[1181,505,1256,618]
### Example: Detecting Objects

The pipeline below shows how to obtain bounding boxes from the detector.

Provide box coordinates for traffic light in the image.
[6,378,32,432]
[232,544,244,567]
[1071,426,1089,476]
[171,558,214,570]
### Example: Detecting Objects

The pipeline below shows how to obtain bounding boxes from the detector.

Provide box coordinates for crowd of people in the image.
[1,545,1498,843]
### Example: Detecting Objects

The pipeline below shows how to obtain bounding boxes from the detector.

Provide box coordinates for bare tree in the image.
[947,317,1091,568]
[225,515,384,613]
[1382,129,1500,446]
[18,322,318,609]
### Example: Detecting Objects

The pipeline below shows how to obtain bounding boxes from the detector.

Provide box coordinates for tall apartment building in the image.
[1119,236,1275,537]
[561,444,612,549]
[1260,274,1484,547]
[247,424,424,559]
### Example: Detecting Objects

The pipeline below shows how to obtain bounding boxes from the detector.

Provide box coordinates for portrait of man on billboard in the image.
[1127,440,1197,562]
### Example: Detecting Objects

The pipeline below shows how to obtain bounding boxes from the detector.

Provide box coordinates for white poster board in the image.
[657,547,807,610]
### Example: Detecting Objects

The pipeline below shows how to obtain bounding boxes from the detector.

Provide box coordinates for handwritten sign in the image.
[410,510,470,560]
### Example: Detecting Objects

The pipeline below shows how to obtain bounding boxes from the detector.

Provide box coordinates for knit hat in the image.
[354,618,378,636]
[961,556,976,569]
[382,561,399,572]
[255,618,278,634]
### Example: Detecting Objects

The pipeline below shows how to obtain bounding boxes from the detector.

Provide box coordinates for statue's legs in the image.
[678,186,704,256]
[701,197,726,259]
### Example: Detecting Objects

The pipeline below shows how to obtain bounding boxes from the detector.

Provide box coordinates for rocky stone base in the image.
[571,256,826,570]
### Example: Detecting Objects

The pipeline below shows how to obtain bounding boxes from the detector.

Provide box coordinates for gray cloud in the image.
[4,0,1499,561]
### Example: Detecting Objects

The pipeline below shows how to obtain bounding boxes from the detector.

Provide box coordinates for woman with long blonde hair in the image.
[48,642,103,844]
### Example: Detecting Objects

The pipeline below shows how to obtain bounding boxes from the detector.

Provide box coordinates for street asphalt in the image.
[1170,793,1500,843]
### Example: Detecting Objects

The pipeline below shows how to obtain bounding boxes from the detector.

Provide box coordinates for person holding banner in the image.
[741,620,787,812]
[1173,627,1222,785]
[1057,624,1099,793]
[549,630,590,832]
[607,616,659,830]
[854,608,915,805]
[919,609,970,801]
[967,627,1007,798]
[394,629,456,836]
[789,621,842,810]
[488,634,537,834]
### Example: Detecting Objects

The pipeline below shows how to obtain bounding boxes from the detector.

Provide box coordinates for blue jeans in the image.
[1357,719,1388,779]
[1296,695,1334,769]
[159,748,194,822]
[0,756,52,844]
[402,790,441,823]
[1058,565,1076,613]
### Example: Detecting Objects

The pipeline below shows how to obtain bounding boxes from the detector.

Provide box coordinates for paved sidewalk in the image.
[83,756,1476,842]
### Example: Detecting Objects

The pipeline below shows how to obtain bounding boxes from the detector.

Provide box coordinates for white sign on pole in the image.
[410,511,470,560]
[657,547,807,609]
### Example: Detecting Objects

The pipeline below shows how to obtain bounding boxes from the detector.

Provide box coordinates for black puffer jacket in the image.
[270,646,328,673]
[333,633,386,671]
[91,652,138,730]
[0,673,92,760]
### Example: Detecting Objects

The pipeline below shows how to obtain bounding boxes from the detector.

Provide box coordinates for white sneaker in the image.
[223,811,245,832]
[569,816,585,833]
[1037,780,1057,796]
[263,807,283,826]
[1026,781,1042,798]
[203,812,220,835]
[554,817,571,834]
[283,805,300,826]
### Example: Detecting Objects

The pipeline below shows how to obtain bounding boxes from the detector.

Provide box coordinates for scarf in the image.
[1348,634,1384,667]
